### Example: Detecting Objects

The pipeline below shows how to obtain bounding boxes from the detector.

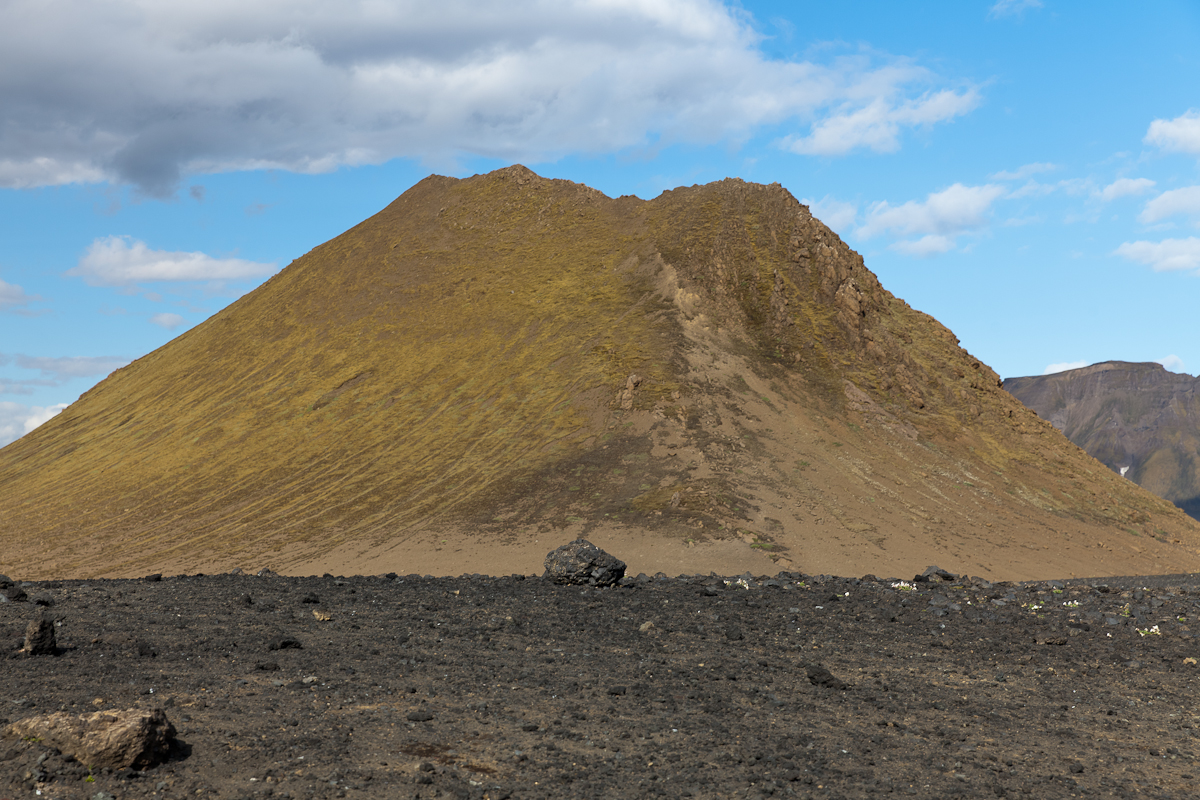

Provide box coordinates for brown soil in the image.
[3,567,1200,799]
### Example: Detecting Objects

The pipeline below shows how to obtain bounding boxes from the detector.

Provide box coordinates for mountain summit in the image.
[1005,361,1200,521]
[3,167,1198,579]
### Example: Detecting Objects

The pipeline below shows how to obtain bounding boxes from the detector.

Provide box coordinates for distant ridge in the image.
[1005,361,1200,521]
[3,167,1198,580]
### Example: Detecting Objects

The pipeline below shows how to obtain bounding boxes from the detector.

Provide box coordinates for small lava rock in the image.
[543,539,626,587]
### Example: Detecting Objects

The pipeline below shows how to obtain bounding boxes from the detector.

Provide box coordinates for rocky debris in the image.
[617,373,642,410]
[6,708,176,769]
[0,574,27,603]
[2,571,1200,797]
[915,565,958,582]
[542,539,626,587]
[20,615,56,656]
[805,663,849,690]
[267,635,302,651]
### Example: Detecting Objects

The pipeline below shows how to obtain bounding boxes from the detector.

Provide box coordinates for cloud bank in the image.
[0,0,979,196]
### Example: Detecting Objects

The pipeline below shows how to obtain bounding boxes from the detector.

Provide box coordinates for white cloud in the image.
[1139,186,1200,224]
[0,401,68,448]
[1006,177,1094,200]
[151,312,186,330]
[1114,237,1200,273]
[989,0,1043,19]
[990,162,1057,181]
[0,278,43,314]
[890,235,954,257]
[857,183,1005,255]
[802,195,857,233]
[0,158,109,190]
[13,354,129,380]
[1098,177,1156,202]
[0,0,980,196]
[68,236,276,286]
[1006,180,1056,200]
[1157,355,1185,373]
[1145,110,1200,155]
[1043,361,1089,375]
[782,88,979,156]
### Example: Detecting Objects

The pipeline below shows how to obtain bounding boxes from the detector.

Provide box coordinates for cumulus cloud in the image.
[802,195,857,233]
[781,88,979,156]
[1098,178,1156,202]
[0,401,68,448]
[151,312,186,330]
[989,0,1043,19]
[0,278,43,314]
[68,236,276,286]
[1114,237,1200,273]
[1145,110,1200,155]
[857,183,1005,255]
[0,0,980,196]
[1157,355,1185,374]
[990,162,1057,181]
[1043,361,1089,375]
[1139,186,1200,224]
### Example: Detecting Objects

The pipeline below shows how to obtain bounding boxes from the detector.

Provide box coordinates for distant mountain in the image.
[2,168,1198,581]
[1005,362,1200,520]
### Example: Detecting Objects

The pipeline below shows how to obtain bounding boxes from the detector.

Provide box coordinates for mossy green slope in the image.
[0,167,676,572]
[3,167,1198,578]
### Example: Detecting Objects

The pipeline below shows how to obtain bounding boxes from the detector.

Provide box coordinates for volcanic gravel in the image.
[4,568,1200,799]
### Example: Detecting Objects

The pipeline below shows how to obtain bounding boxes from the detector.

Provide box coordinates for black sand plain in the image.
[4,566,1200,799]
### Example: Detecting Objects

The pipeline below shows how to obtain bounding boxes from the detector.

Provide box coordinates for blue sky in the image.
[2,0,1199,446]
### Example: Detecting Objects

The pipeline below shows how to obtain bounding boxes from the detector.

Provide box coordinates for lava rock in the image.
[268,636,303,651]
[21,616,56,656]
[6,708,176,769]
[915,565,959,583]
[543,539,626,587]
[805,663,849,690]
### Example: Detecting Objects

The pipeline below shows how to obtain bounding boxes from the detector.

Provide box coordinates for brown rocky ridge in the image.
[1,166,1198,580]
[1005,361,1200,521]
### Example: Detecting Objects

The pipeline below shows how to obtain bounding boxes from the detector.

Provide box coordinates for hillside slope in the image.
[1005,361,1200,520]
[3,167,1198,580]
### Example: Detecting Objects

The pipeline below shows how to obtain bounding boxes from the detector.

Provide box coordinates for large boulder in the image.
[543,539,626,587]
[7,708,177,769]
[21,615,56,656]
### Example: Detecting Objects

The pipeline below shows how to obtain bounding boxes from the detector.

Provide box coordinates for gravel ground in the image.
[3,568,1200,799]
